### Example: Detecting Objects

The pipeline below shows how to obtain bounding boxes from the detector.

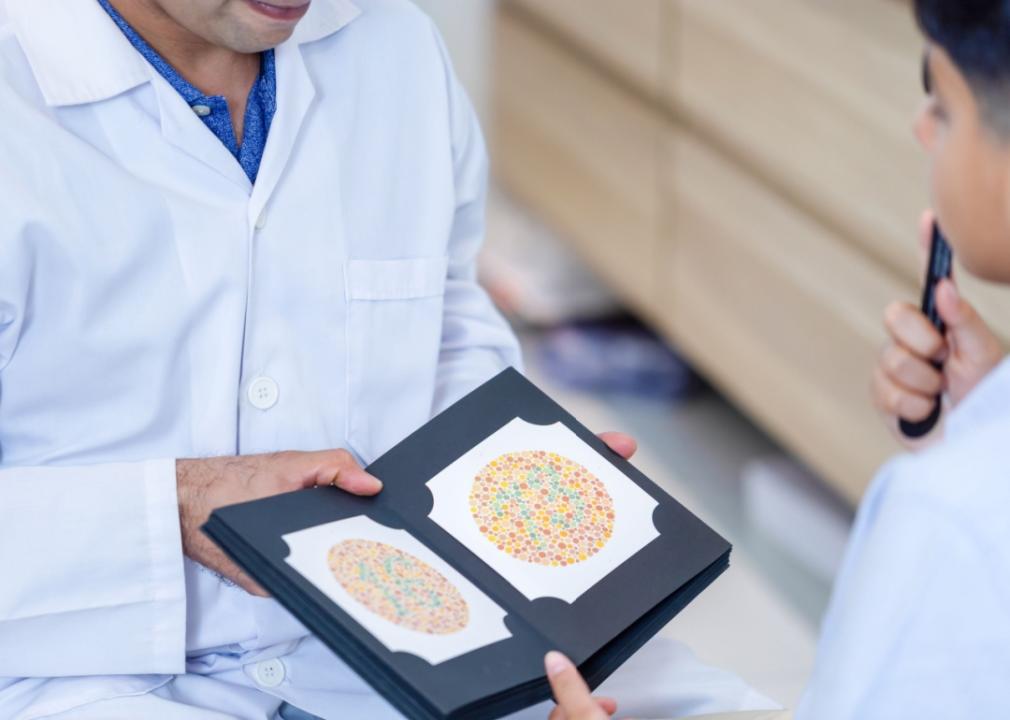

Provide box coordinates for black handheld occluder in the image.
[899,222,953,439]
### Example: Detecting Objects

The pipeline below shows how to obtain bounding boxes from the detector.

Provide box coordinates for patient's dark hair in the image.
[915,0,1010,136]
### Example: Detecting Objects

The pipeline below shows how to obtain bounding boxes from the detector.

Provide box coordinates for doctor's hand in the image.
[597,432,637,461]
[545,651,617,720]
[874,211,1003,447]
[177,450,383,596]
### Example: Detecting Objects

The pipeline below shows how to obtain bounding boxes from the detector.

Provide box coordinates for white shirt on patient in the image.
[798,357,1010,719]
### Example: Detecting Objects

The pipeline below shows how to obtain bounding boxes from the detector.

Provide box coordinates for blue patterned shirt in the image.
[97,0,276,183]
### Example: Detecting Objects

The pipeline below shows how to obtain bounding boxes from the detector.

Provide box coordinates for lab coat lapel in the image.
[248,41,316,224]
[9,0,356,198]
[152,75,254,193]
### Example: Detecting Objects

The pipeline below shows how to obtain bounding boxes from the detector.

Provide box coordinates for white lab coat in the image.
[797,357,1010,719]
[0,0,772,717]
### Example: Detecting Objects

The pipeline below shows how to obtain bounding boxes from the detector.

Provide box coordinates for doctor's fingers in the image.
[185,532,270,596]
[597,432,637,460]
[228,561,269,597]
[293,449,383,495]
[207,550,268,597]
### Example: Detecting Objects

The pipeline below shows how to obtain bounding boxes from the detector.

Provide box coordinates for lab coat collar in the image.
[150,20,322,192]
[6,0,360,107]
[945,355,1010,440]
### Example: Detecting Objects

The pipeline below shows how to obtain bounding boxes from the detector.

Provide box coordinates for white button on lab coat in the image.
[248,376,281,410]
[0,1,771,718]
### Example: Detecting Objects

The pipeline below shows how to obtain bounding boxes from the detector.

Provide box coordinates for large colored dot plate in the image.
[328,539,469,635]
[469,450,616,567]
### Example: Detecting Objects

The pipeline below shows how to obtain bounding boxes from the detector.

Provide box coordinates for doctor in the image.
[0,1,771,718]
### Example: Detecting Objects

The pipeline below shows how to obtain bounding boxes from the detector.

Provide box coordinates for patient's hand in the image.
[545,651,617,720]
[873,210,1003,446]
[176,450,383,596]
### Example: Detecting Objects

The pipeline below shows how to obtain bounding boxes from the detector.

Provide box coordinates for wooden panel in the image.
[667,0,1010,351]
[660,126,907,504]
[507,0,666,99]
[491,9,661,313]
[667,0,926,284]
[491,3,1010,504]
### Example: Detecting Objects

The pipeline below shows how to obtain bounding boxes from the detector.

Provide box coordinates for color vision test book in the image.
[203,368,731,720]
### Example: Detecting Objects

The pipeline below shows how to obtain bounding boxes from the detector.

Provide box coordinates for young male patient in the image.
[543,0,1010,718]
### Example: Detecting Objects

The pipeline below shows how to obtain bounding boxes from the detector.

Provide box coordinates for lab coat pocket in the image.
[344,256,449,464]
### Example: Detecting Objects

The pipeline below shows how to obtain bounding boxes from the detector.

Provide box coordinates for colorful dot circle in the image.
[469,450,616,566]
[328,539,469,635]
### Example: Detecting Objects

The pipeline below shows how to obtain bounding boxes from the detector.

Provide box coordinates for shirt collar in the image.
[7,0,359,107]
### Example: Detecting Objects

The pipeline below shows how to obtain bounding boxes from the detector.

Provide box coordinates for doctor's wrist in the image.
[174,455,270,595]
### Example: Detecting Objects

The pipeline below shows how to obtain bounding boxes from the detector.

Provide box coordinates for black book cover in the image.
[204,367,731,720]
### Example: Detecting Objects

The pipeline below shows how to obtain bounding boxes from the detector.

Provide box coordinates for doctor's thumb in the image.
[334,466,383,495]
[308,449,384,495]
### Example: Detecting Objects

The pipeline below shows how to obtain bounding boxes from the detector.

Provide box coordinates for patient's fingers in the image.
[873,365,936,422]
[884,301,947,360]
[879,343,944,396]
[548,697,617,720]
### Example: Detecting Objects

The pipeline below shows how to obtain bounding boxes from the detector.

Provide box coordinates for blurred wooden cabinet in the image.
[494,11,661,312]
[507,0,666,99]
[662,128,902,495]
[668,0,926,280]
[492,0,1010,504]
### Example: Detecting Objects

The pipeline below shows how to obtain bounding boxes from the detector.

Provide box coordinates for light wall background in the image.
[411,0,496,123]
